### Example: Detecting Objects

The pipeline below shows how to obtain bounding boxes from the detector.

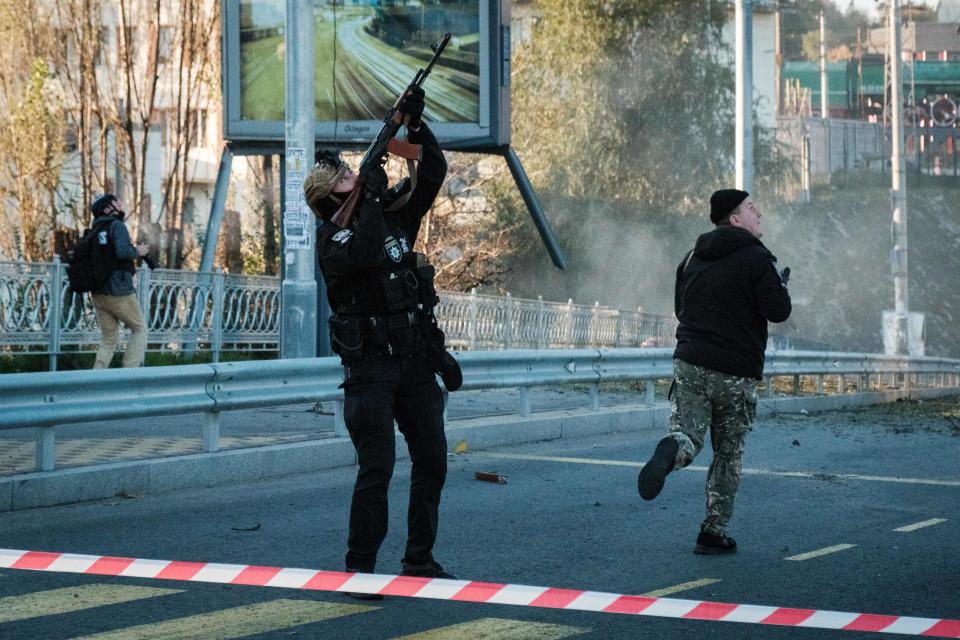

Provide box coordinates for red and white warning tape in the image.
[1,548,958,638]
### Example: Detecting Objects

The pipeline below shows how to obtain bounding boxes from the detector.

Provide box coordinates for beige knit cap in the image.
[303,159,347,219]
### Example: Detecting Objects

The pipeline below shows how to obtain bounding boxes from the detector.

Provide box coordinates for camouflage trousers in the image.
[665,358,758,536]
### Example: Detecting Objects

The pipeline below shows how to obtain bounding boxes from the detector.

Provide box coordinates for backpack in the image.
[66,219,116,293]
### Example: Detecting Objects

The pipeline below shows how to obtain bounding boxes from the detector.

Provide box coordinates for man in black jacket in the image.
[303,87,459,591]
[88,194,150,368]
[638,189,791,554]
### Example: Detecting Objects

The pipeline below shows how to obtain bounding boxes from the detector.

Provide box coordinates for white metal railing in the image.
[2,348,959,473]
[0,260,675,367]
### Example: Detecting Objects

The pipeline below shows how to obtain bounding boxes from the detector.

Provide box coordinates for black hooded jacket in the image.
[674,225,792,379]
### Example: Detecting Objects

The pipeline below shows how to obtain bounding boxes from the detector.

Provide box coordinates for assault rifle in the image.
[331,32,451,228]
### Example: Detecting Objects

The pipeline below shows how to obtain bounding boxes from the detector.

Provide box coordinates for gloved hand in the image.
[363,164,388,199]
[398,86,425,129]
[780,267,791,286]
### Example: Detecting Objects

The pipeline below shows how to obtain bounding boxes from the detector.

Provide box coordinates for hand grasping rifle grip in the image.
[330,33,451,229]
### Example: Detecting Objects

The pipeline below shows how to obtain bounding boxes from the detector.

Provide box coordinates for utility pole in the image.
[774,1,782,115]
[280,0,318,359]
[888,0,910,355]
[735,0,753,192]
[819,10,828,118]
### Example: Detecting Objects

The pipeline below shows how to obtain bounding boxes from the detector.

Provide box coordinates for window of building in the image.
[158,26,174,64]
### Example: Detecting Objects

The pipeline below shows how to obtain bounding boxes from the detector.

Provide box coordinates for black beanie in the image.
[90,193,117,217]
[709,189,749,224]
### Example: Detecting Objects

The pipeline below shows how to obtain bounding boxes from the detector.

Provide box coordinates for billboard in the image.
[222,0,511,150]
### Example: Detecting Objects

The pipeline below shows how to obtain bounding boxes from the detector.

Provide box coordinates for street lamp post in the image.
[735,0,753,192]
[888,0,910,355]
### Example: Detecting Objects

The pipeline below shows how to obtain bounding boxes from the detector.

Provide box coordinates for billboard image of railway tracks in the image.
[239,0,481,124]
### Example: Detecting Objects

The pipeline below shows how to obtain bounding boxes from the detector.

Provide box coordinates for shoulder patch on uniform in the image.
[384,236,403,262]
[332,229,353,244]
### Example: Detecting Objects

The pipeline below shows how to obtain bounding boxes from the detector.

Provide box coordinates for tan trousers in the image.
[91,293,147,368]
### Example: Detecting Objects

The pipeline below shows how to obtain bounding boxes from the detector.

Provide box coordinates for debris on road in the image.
[474,471,507,484]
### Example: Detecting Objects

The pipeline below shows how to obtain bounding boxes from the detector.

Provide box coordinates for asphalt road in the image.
[1,398,958,639]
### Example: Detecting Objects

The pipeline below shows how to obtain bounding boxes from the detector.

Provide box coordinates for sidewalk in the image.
[0,386,648,477]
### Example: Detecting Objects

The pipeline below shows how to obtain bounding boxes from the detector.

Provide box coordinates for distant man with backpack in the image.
[84,194,150,368]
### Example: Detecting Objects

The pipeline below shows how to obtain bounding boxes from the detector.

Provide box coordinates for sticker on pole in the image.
[283,212,310,250]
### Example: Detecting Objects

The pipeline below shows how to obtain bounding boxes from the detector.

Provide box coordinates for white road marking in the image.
[642,578,720,598]
[391,617,588,639]
[893,518,947,532]
[0,585,181,623]
[473,452,960,488]
[784,544,858,561]
[68,599,373,640]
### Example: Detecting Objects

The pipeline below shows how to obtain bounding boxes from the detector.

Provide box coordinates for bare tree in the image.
[0,1,66,260]
[110,0,162,241]
[0,0,221,268]
[256,155,280,276]
[51,0,111,227]
[404,153,529,293]
[157,0,221,268]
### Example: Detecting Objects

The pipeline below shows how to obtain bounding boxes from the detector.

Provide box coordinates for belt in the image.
[379,310,423,329]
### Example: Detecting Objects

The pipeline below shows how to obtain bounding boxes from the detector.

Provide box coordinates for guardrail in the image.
[2,349,959,473]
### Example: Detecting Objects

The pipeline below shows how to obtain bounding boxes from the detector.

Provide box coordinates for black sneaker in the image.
[344,567,385,601]
[400,560,458,580]
[638,437,678,500]
[694,530,737,555]
[345,591,384,601]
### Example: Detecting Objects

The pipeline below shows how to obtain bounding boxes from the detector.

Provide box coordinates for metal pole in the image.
[48,256,63,371]
[199,147,233,274]
[889,0,910,355]
[503,147,567,270]
[820,10,828,119]
[212,268,224,364]
[735,0,753,192]
[774,1,781,116]
[281,0,317,359]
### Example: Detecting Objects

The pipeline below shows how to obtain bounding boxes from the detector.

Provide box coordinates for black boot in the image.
[400,559,458,579]
[638,437,678,500]
[694,530,737,555]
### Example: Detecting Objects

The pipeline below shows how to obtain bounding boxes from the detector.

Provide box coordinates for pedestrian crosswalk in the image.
[69,599,373,640]
[392,617,587,639]
[0,582,589,639]
[0,585,182,624]
[0,576,724,638]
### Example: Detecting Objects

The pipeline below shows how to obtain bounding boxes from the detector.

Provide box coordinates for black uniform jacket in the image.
[317,124,447,315]
[673,225,792,380]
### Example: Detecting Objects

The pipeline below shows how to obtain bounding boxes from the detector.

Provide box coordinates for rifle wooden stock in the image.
[330,183,363,229]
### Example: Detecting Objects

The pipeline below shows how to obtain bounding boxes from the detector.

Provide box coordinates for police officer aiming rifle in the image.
[302,34,461,595]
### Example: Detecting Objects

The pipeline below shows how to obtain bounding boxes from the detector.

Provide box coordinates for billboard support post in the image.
[280,0,318,360]
[503,146,567,270]
[199,147,233,274]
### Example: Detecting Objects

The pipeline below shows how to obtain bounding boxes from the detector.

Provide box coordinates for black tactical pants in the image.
[341,350,447,572]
